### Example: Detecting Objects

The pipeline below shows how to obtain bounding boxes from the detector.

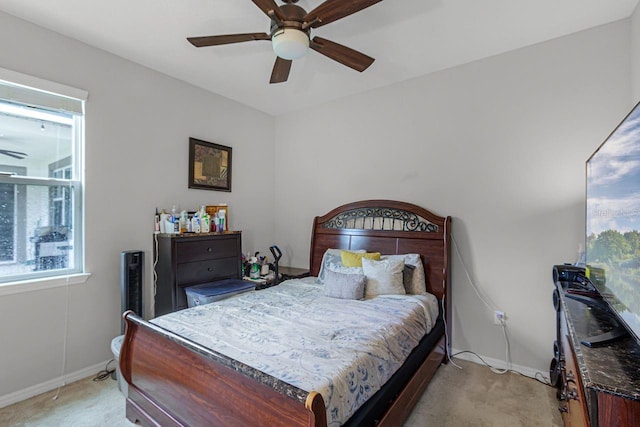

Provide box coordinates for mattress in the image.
[152,277,439,426]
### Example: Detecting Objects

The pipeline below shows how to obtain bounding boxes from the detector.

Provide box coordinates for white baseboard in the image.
[0,360,110,409]
[450,348,546,380]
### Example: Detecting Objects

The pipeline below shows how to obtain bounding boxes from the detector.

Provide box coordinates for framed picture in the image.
[188,138,232,192]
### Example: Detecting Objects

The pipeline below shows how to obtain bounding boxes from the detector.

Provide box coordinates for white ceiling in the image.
[0,0,637,116]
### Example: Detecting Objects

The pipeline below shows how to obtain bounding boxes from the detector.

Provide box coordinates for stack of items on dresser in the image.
[154,204,227,234]
[242,251,277,287]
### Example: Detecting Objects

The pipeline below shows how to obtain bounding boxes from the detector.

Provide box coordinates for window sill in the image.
[0,273,91,297]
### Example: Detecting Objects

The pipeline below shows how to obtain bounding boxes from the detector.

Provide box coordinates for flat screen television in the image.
[586,101,640,343]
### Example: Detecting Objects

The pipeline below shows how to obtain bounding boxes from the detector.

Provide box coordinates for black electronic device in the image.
[552,264,598,294]
[552,264,585,283]
[121,250,144,333]
[269,245,282,285]
[553,263,629,347]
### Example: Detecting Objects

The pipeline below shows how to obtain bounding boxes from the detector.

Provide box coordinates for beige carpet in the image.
[1,359,562,426]
[405,359,563,426]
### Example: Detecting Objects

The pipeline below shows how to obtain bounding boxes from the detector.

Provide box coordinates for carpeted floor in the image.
[405,359,563,426]
[1,359,562,426]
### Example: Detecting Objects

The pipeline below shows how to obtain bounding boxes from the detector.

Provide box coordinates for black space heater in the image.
[121,250,144,333]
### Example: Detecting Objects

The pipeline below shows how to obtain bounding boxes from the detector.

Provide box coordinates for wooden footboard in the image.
[120,311,326,427]
[121,311,445,427]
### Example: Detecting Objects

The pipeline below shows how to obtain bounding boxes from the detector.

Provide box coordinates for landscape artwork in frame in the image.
[188,138,232,192]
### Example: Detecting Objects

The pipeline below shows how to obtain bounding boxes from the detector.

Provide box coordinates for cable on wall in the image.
[445,233,554,384]
[449,233,511,375]
[52,275,71,400]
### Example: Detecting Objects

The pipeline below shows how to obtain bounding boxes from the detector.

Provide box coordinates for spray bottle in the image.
[192,212,200,233]
[218,209,226,232]
[200,206,210,233]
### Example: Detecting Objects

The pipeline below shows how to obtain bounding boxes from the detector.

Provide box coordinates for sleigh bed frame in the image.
[120,200,451,426]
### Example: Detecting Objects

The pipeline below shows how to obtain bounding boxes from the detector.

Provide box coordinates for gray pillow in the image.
[323,269,366,300]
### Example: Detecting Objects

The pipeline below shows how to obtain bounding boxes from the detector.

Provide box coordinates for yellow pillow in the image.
[341,250,381,267]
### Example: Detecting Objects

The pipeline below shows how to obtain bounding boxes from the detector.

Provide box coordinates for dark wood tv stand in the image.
[552,281,640,426]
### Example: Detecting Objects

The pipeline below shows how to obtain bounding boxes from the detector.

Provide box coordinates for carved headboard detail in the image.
[322,206,439,232]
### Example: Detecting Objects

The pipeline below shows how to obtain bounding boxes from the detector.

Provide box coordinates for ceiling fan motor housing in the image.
[270,3,310,60]
[269,3,307,34]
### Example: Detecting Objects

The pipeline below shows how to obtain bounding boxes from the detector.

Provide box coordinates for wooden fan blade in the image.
[270,57,292,84]
[310,37,374,72]
[304,0,382,28]
[0,149,27,159]
[187,33,270,47]
[250,0,285,21]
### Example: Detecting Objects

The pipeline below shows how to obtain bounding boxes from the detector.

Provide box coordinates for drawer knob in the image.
[207,247,212,253]
[208,267,213,272]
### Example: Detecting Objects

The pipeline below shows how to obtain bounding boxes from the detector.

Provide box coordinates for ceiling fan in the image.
[187,0,382,84]
[0,150,27,160]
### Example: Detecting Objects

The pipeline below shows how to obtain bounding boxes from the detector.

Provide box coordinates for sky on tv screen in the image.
[587,104,640,237]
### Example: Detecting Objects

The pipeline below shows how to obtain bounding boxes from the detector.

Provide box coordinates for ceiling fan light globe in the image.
[272,28,309,60]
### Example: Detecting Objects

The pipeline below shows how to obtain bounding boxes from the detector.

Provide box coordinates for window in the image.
[0,70,86,284]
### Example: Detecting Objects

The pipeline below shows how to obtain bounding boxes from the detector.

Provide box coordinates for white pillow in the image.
[381,254,427,295]
[362,257,406,298]
[316,248,365,283]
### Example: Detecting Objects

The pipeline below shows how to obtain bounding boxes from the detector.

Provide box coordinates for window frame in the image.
[0,67,87,286]
[0,165,26,264]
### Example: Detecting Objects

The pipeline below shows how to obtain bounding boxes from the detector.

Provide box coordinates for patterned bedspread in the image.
[151,277,439,426]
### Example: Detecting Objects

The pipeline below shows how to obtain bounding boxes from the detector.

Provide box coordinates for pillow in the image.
[323,269,366,300]
[340,250,381,267]
[327,262,364,275]
[316,248,365,284]
[381,254,427,295]
[362,257,406,298]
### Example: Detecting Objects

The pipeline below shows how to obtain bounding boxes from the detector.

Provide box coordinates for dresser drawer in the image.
[176,237,240,263]
[176,257,240,285]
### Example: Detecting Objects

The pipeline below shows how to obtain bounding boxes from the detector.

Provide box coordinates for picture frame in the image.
[188,138,232,192]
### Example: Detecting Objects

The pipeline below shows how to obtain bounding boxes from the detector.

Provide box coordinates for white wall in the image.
[0,11,275,401]
[274,21,631,373]
[633,3,640,100]
[0,10,636,404]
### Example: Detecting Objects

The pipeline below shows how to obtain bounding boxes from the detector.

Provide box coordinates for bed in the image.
[120,199,451,426]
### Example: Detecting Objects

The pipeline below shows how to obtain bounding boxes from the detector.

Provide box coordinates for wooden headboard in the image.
[309,200,451,303]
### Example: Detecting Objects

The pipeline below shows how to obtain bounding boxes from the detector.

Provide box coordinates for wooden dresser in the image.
[154,231,242,316]
[553,281,640,426]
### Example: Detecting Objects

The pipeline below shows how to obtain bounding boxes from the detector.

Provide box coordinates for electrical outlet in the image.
[494,310,505,325]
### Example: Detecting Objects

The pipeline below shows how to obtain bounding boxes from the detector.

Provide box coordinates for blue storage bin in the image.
[185,279,255,307]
